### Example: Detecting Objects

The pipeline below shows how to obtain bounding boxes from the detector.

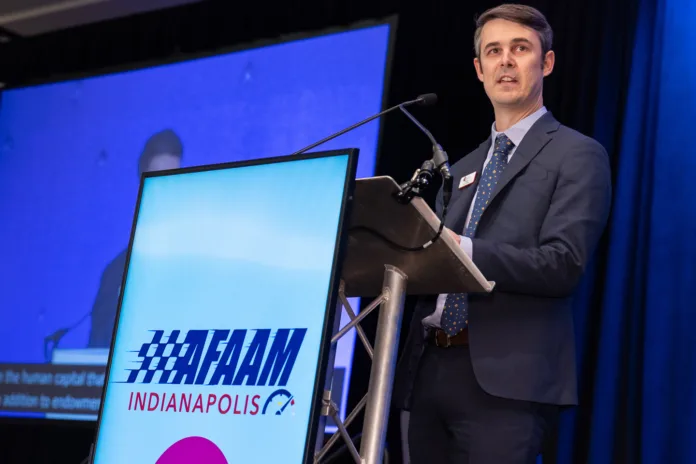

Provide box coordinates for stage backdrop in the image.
[0,21,392,434]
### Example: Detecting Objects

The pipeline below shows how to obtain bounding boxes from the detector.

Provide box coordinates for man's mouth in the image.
[498,76,517,83]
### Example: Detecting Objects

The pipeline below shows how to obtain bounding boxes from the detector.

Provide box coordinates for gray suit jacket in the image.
[393,112,612,408]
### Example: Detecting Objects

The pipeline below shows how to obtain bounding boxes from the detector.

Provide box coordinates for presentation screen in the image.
[0,21,392,430]
[92,151,356,464]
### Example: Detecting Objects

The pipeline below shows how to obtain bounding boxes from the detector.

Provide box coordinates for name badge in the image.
[458,172,477,189]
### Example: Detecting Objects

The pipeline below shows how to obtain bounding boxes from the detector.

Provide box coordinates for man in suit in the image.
[393,4,612,463]
[88,129,183,348]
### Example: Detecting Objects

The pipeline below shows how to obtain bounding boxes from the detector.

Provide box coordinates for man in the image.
[393,4,612,463]
[88,129,183,348]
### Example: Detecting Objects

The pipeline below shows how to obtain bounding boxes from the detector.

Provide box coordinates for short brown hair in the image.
[473,4,553,59]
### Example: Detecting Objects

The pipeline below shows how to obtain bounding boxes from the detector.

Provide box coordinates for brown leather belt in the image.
[426,327,469,347]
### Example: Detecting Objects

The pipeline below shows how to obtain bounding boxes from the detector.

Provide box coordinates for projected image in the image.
[0,22,391,423]
[88,129,184,349]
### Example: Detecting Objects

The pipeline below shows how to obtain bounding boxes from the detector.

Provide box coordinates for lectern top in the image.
[340,176,495,297]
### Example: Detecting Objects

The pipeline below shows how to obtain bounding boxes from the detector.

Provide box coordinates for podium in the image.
[51,348,109,366]
[314,176,493,463]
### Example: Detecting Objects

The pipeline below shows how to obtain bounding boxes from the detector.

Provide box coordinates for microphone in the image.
[383,102,455,250]
[416,93,438,106]
[396,104,453,207]
[288,93,437,156]
[44,310,92,362]
[288,92,449,252]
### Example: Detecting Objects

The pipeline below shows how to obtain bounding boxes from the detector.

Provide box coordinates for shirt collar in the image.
[491,106,548,147]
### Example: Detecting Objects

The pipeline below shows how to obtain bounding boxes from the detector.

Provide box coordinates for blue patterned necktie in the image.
[440,133,515,336]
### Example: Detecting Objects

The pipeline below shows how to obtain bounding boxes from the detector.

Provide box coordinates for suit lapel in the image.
[446,139,490,233]
[487,112,559,206]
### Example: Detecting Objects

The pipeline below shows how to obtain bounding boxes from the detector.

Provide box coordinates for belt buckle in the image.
[435,330,451,348]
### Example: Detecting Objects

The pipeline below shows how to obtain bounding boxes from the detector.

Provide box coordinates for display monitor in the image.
[92,150,356,464]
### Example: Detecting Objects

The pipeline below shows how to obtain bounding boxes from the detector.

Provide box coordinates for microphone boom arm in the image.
[284,92,452,252]
[288,96,428,157]
[398,104,438,146]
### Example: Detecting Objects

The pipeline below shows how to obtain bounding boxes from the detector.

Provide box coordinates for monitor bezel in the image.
[89,148,358,464]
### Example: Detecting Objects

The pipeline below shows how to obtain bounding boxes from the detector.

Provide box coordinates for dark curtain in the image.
[2,0,692,462]
[560,0,696,462]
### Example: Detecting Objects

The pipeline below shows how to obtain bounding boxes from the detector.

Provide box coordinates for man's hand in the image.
[446,228,461,245]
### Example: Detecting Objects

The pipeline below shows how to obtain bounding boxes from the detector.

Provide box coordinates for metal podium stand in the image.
[314,176,494,464]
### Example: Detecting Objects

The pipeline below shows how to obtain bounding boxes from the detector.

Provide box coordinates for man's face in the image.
[146,153,181,172]
[473,18,554,109]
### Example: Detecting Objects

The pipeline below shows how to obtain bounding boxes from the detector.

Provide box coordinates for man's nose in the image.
[499,51,516,68]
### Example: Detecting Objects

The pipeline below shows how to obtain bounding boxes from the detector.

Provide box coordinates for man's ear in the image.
[474,57,484,82]
[542,50,555,77]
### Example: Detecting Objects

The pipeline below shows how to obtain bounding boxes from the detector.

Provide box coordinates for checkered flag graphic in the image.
[126,330,187,384]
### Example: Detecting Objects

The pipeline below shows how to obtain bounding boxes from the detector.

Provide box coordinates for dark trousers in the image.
[408,344,558,464]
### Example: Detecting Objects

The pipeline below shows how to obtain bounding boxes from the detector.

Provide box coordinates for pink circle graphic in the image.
[155,436,228,464]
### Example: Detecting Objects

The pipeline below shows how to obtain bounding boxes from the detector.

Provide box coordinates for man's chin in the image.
[491,94,525,108]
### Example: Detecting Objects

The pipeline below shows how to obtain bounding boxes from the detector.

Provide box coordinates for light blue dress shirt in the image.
[422,106,548,329]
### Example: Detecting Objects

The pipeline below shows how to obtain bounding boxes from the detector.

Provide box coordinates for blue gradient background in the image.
[93,154,352,463]
[0,23,390,424]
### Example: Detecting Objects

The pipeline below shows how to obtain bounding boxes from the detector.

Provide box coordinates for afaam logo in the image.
[120,328,306,417]
[122,328,306,386]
